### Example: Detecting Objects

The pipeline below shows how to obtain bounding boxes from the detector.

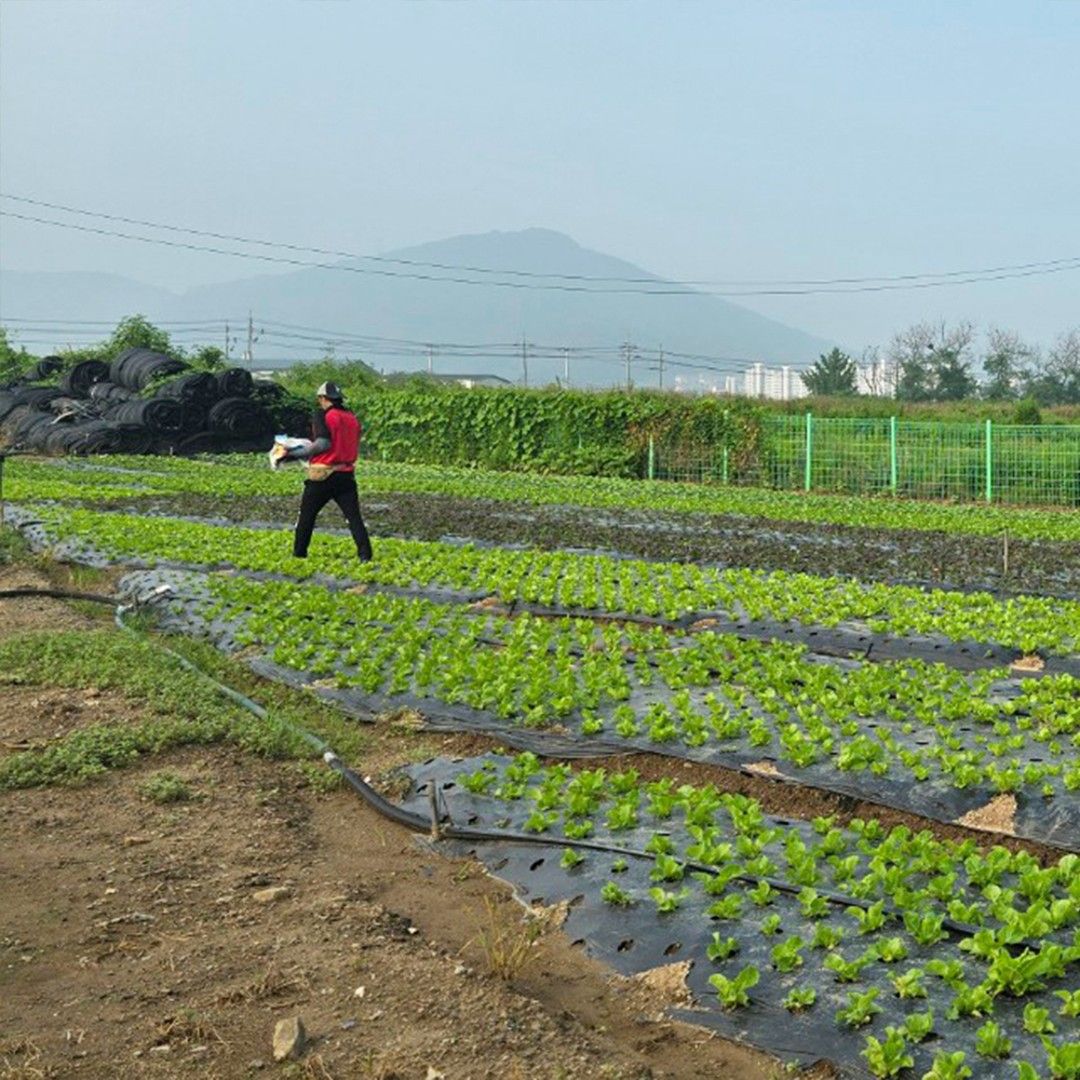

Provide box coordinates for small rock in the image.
[407,926,419,935]
[353,986,366,999]
[454,963,469,976]
[248,1060,265,1070]
[253,886,291,905]
[272,1016,306,1062]
[426,1068,446,1080]
[148,1044,171,1055]
[340,1019,358,1031]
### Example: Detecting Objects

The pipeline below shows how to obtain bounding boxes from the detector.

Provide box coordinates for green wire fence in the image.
[651,415,1080,507]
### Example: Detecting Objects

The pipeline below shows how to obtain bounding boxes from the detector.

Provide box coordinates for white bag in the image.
[268,435,313,471]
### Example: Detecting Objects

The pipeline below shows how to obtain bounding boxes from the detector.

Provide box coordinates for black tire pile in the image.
[0,348,289,456]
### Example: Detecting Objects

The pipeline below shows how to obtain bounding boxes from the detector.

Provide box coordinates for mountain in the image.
[1,229,832,385]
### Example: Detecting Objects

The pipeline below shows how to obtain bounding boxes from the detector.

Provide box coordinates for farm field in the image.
[2,453,1079,1079]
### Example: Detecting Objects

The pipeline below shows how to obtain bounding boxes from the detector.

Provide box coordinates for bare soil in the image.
[0,571,783,1080]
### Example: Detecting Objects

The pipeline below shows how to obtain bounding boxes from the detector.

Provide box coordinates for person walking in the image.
[281,381,373,561]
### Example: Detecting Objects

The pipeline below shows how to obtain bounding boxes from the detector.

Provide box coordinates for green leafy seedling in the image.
[600,882,633,907]
[770,936,805,973]
[836,988,882,1028]
[903,1010,934,1043]
[1022,1003,1055,1035]
[706,933,740,962]
[782,986,816,1012]
[560,848,584,870]
[709,965,759,1009]
[974,1020,1011,1060]
[862,1029,913,1078]
[892,968,927,1000]
[921,1051,972,1080]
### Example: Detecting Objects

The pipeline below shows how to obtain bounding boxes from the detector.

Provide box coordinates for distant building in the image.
[856,358,897,397]
[425,373,513,389]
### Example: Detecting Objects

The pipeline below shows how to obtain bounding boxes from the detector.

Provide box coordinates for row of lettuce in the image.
[8,455,1080,542]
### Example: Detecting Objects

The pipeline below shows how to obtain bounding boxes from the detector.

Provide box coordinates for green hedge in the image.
[345,385,764,478]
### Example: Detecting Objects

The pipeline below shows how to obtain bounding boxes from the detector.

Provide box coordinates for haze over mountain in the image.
[1,228,832,387]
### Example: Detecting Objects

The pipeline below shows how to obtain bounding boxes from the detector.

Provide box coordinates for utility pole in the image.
[623,341,634,391]
[243,311,261,368]
[521,338,529,387]
[427,344,435,376]
[224,320,230,362]
[562,347,570,387]
[658,344,664,391]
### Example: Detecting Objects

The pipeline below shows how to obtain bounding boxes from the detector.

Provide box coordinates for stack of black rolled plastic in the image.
[0,347,280,456]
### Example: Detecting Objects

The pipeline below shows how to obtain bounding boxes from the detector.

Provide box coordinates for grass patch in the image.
[139,770,194,804]
[0,525,30,566]
[0,619,373,793]
[0,629,308,791]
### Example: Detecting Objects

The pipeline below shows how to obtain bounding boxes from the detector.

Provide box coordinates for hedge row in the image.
[343,386,764,478]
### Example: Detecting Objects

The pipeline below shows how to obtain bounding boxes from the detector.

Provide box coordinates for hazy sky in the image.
[1,0,1078,352]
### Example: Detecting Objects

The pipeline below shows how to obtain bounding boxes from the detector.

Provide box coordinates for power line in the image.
[4,206,1079,297]
[2,312,764,371]
[4,191,1080,288]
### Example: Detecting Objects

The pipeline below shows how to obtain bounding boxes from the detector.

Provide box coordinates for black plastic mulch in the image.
[393,755,1079,1080]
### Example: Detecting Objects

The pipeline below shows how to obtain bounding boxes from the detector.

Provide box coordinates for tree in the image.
[801,348,858,396]
[0,326,36,385]
[981,329,1034,401]
[889,321,976,402]
[107,314,180,359]
[187,345,226,372]
[933,347,978,401]
[1023,328,1080,404]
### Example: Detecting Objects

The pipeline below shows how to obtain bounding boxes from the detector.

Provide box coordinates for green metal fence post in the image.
[985,419,993,503]
[647,434,655,480]
[889,416,898,494]
[804,412,813,492]
[722,446,729,484]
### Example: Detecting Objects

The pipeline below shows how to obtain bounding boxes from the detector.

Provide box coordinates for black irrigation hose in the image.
[0,587,122,605]
[0,584,1016,946]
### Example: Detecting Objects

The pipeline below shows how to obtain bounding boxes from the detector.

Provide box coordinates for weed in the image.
[294,760,344,793]
[139,770,193,804]
[215,965,308,1005]
[357,1049,405,1079]
[154,1007,225,1046]
[0,526,30,566]
[470,896,543,980]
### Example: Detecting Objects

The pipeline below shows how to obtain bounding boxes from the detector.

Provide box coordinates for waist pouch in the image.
[306,463,336,482]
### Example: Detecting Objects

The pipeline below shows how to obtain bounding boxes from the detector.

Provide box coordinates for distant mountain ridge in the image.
[0,229,832,386]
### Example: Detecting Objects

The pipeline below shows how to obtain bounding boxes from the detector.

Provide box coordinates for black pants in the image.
[293,471,373,559]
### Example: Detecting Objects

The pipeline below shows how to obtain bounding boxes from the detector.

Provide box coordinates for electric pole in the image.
[623,341,635,391]
[243,311,261,368]
[427,344,435,376]
[224,320,230,362]
[658,344,664,391]
[521,338,529,387]
[562,347,570,387]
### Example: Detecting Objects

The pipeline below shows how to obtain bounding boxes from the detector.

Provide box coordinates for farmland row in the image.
[6,454,1080,541]
[25,504,1080,656]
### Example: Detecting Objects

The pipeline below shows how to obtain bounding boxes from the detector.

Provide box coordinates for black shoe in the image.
[292,552,308,559]
[358,552,372,563]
